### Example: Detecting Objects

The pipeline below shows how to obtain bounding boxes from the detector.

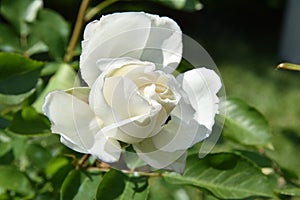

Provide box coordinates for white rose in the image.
[43,12,222,171]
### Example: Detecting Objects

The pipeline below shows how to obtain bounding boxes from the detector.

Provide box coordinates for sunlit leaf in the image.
[96,169,126,200]
[276,186,300,197]
[61,169,82,200]
[31,9,70,60]
[222,98,272,148]
[45,156,71,179]
[8,106,50,135]
[45,156,73,191]
[73,173,102,200]
[164,153,274,199]
[117,176,149,200]
[0,165,34,196]
[33,63,77,112]
[41,62,61,76]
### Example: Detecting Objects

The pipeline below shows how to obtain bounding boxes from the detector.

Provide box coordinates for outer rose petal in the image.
[177,68,222,130]
[80,12,182,86]
[133,139,186,169]
[152,115,210,152]
[60,136,87,153]
[43,90,101,151]
[152,95,211,152]
[89,133,121,163]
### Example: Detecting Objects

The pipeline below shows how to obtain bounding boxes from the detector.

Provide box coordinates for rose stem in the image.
[64,0,119,63]
[64,0,91,62]
[77,154,91,169]
[84,0,119,22]
[88,167,163,177]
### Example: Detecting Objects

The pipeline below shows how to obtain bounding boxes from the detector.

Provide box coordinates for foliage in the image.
[0,0,299,199]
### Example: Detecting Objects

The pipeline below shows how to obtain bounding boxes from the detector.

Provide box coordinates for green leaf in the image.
[73,174,102,200]
[0,141,11,158]
[45,156,70,178]
[0,88,36,114]
[31,9,69,60]
[0,165,34,196]
[276,187,300,197]
[33,63,77,112]
[96,169,126,200]
[149,176,202,200]
[152,0,203,12]
[60,169,82,200]
[164,153,274,199]
[41,62,61,76]
[8,106,50,135]
[0,134,11,157]
[9,134,28,160]
[266,130,300,184]
[0,53,43,79]
[45,156,73,191]
[0,24,21,52]
[222,98,272,147]
[25,35,49,56]
[0,0,43,34]
[0,117,10,129]
[0,52,43,94]
[26,143,52,169]
[117,177,149,200]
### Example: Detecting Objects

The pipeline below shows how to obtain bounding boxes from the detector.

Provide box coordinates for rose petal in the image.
[152,96,210,152]
[177,68,222,130]
[152,115,210,152]
[96,105,166,143]
[141,13,182,73]
[88,133,121,163]
[80,12,182,86]
[81,12,151,86]
[163,152,187,174]
[133,139,186,169]
[60,136,88,153]
[103,76,151,118]
[97,57,155,77]
[43,90,101,151]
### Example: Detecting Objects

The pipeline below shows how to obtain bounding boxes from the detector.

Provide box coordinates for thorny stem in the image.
[64,0,91,62]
